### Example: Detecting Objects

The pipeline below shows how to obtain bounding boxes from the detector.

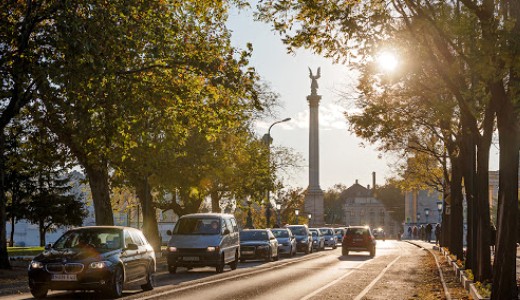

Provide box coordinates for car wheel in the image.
[370,247,376,257]
[168,265,177,274]
[141,263,154,291]
[265,249,273,262]
[216,254,225,273]
[333,243,337,249]
[229,251,238,270]
[104,265,124,298]
[342,247,349,256]
[29,283,48,299]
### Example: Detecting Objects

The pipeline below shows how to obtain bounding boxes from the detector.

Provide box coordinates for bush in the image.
[456,259,464,268]
[465,269,474,281]
[474,281,492,298]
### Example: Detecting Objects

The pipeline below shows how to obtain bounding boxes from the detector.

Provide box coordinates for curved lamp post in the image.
[416,212,421,224]
[424,208,430,224]
[264,118,291,228]
[276,202,282,226]
[295,208,299,225]
[308,213,312,226]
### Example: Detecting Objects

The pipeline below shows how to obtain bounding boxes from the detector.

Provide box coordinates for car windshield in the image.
[319,228,333,235]
[271,230,289,238]
[310,231,318,236]
[240,231,268,241]
[53,228,122,251]
[173,217,220,235]
[335,229,344,234]
[288,227,307,235]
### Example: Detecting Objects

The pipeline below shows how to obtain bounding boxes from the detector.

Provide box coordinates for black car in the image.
[28,226,156,299]
[286,225,313,254]
[239,229,279,262]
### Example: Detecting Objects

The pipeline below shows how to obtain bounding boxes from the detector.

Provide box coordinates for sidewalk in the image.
[407,239,520,299]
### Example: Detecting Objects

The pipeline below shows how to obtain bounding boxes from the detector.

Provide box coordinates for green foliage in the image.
[474,281,492,298]
[375,181,405,224]
[323,184,346,225]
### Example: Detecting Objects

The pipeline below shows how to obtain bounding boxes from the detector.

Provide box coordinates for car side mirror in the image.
[125,243,138,251]
[166,230,172,236]
[44,243,52,250]
[223,229,230,235]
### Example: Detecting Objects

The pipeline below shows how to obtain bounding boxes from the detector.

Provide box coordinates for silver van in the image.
[166,213,240,273]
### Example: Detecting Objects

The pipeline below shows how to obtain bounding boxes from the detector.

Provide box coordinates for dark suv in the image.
[286,225,313,254]
[342,226,376,257]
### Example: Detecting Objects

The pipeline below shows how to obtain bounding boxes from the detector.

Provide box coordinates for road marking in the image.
[353,255,401,300]
[300,260,370,300]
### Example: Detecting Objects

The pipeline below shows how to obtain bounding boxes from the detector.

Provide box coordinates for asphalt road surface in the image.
[0,240,436,300]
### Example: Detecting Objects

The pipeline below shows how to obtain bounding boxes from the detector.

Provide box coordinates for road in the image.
[0,241,436,300]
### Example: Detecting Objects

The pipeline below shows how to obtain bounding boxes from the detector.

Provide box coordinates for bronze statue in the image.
[308,67,321,95]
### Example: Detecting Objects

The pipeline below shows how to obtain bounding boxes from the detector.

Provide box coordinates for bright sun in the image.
[377,52,398,72]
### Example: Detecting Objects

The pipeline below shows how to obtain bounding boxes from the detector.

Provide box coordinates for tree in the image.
[256,1,515,294]
[323,184,346,225]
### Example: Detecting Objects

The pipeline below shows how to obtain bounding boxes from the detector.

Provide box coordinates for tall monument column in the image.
[305,67,324,226]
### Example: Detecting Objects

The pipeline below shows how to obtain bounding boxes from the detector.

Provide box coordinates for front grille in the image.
[241,246,255,252]
[64,263,84,274]
[177,248,207,255]
[46,263,84,274]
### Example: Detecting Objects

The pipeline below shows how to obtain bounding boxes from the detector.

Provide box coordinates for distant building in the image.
[340,179,399,237]
[403,189,443,238]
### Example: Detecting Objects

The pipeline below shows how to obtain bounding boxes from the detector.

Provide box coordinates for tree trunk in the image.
[491,98,519,299]
[211,190,221,213]
[460,130,476,269]
[10,216,15,247]
[0,133,11,269]
[136,179,161,253]
[475,138,492,282]
[84,163,114,226]
[39,220,46,247]
[448,157,464,260]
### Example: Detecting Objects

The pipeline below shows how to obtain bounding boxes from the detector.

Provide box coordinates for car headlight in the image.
[168,246,177,252]
[89,261,110,269]
[30,261,44,269]
[207,246,219,252]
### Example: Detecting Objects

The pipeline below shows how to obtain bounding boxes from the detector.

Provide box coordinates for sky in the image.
[227,6,501,191]
[227,8,395,191]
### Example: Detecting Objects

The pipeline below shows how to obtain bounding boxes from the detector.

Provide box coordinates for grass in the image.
[7,247,44,257]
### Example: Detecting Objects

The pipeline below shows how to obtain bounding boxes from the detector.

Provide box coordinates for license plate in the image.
[182,256,199,261]
[51,274,77,281]
[354,238,363,242]
[242,251,254,255]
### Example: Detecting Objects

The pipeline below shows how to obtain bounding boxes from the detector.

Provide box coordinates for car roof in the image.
[240,229,268,232]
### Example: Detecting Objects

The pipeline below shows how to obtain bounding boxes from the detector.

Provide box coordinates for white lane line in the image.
[300,260,370,300]
[353,255,401,300]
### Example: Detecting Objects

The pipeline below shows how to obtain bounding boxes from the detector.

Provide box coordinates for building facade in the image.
[341,180,399,237]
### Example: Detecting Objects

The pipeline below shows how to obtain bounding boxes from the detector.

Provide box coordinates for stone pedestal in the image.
[305,189,324,226]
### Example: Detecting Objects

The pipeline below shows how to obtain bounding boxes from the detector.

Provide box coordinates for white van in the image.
[166,213,240,273]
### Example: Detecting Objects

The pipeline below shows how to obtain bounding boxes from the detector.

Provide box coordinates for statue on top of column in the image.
[308,67,321,95]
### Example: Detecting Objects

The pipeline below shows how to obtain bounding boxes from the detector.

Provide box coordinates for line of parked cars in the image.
[27,213,381,299]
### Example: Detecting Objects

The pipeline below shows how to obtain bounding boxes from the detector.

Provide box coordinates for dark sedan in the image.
[239,229,279,262]
[28,226,156,299]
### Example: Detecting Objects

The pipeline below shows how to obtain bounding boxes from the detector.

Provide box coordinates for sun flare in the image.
[377,52,398,72]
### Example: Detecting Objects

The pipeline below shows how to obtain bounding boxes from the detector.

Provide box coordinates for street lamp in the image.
[308,213,312,226]
[424,208,430,224]
[295,208,299,225]
[264,118,292,228]
[437,202,443,223]
[416,213,421,224]
[276,202,282,227]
